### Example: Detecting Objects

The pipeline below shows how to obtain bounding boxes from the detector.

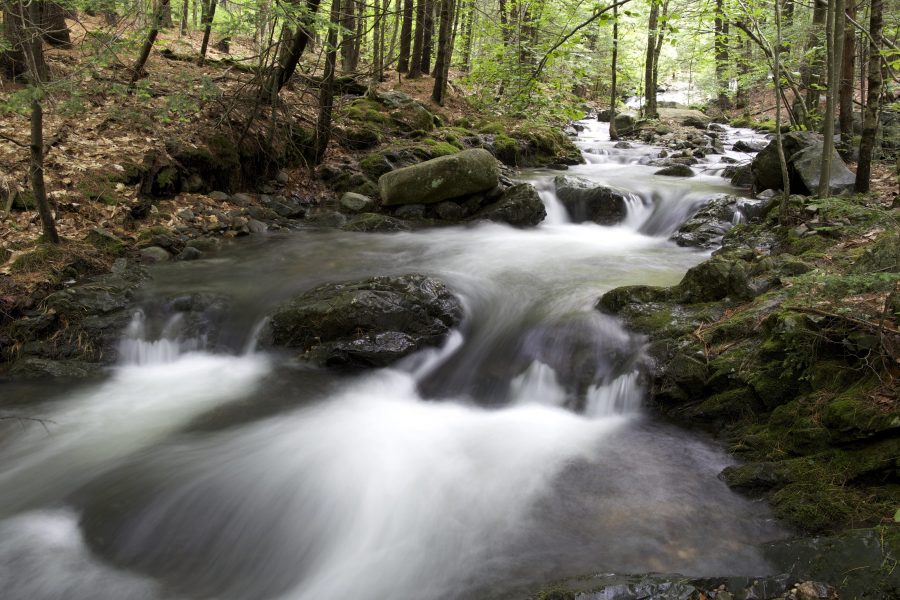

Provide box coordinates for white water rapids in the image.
[0,120,781,600]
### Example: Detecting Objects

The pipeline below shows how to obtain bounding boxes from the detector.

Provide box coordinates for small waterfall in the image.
[509,361,567,407]
[117,311,199,366]
[534,178,570,225]
[583,371,642,417]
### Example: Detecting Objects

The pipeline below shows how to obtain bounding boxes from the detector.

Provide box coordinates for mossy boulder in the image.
[752,132,856,195]
[339,192,376,214]
[378,148,499,206]
[85,228,126,256]
[341,213,410,232]
[267,274,463,368]
[676,258,754,302]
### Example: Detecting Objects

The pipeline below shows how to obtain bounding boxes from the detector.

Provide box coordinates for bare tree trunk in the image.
[158,0,174,26]
[263,0,323,99]
[818,0,842,196]
[408,0,426,76]
[838,0,855,158]
[643,0,659,118]
[199,0,217,64]
[315,0,341,164]
[774,0,790,216]
[1,2,28,81]
[340,0,356,72]
[854,0,882,192]
[419,0,434,74]
[180,0,188,33]
[460,0,473,71]
[714,0,729,109]
[608,2,619,140]
[803,0,826,112]
[41,2,72,47]
[398,0,414,71]
[430,0,454,104]
[130,0,170,87]
[30,99,59,244]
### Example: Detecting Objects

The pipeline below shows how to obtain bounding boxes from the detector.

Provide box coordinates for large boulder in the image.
[752,132,856,195]
[378,148,500,206]
[613,113,637,136]
[268,274,463,368]
[671,195,762,249]
[554,175,629,224]
[469,183,546,227]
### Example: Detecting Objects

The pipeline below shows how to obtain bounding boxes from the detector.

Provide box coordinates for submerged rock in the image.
[554,175,628,224]
[378,148,499,206]
[654,164,695,177]
[268,274,463,368]
[339,192,376,213]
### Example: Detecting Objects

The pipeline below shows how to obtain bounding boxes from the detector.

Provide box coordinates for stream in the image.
[0,120,784,600]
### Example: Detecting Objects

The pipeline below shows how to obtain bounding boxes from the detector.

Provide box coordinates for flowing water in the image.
[0,121,781,600]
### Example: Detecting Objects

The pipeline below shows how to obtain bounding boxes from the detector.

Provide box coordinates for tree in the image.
[130,0,172,87]
[431,0,455,103]
[854,0,883,192]
[408,0,426,77]
[608,2,619,141]
[40,2,72,48]
[314,0,341,163]
[398,0,414,72]
[262,0,323,100]
[419,0,434,74]
[818,0,844,197]
[341,0,358,72]
[714,0,729,109]
[838,0,856,157]
[198,0,218,65]
[643,0,660,118]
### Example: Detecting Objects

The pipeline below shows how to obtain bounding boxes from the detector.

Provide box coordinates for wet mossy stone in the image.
[378,148,499,206]
[612,113,636,136]
[268,274,462,368]
[339,192,375,214]
[851,231,900,274]
[676,258,754,303]
[85,228,126,256]
[468,183,546,227]
[598,285,672,313]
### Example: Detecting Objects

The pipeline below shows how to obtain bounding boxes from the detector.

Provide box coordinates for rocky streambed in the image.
[1,114,897,600]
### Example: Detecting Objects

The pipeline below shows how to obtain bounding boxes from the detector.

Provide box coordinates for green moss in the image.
[422,139,460,157]
[137,226,171,240]
[690,387,758,420]
[10,243,64,273]
[85,228,126,256]
[360,153,394,180]
[0,247,10,264]
[823,380,900,438]
[771,480,858,532]
[477,120,506,135]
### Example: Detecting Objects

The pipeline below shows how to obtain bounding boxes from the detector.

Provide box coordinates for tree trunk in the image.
[838,0,855,158]
[774,0,790,212]
[158,0,174,27]
[130,0,171,87]
[430,0,454,104]
[41,2,72,47]
[608,2,619,141]
[804,0,826,113]
[854,0,882,192]
[818,0,841,196]
[340,0,356,72]
[315,0,341,164]
[180,0,188,33]
[0,2,28,81]
[643,0,659,118]
[263,0,323,99]
[29,99,60,244]
[714,0,728,109]
[199,0,218,64]
[408,0,426,76]
[419,0,434,74]
[398,0,413,71]
[460,0,473,71]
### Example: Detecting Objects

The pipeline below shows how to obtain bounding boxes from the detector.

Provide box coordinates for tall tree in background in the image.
[263,0,323,99]
[198,0,218,65]
[340,0,357,72]
[41,2,72,47]
[714,0,728,109]
[431,0,455,103]
[803,0,826,112]
[837,0,856,157]
[408,0,426,77]
[314,0,341,163]
[419,0,434,74]
[643,0,660,118]
[854,0,883,192]
[130,0,172,87]
[398,0,413,72]
[608,2,619,140]
[818,0,844,196]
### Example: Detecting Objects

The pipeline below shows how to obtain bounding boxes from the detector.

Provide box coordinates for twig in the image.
[787,306,900,336]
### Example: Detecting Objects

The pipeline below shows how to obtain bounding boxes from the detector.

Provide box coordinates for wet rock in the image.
[676,258,754,302]
[655,165,695,177]
[434,201,464,221]
[468,183,546,227]
[672,196,741,248]
[682,114,712,128]
[306,211,348,228]
[209,191,231,202]
[752,132,856,195]
[341,213,410,232]
[554,175,628,225]
[177,247,203,261]
[8,357,101,379]
[339,192,376,214]
[613,113,637,136]
[139,246,171,263]
[394,204,427,220]
[726,163,754,187]
[378,148,499,206]
[267,274,462,368]
[613,141,633,149]
[275,170,290,184]
[734,139,767,153]
[247,219,268,233]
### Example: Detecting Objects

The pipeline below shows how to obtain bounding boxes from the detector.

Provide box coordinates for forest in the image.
[0,0,899,597]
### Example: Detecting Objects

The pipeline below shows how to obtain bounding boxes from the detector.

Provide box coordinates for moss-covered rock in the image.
[378,148,499,206]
